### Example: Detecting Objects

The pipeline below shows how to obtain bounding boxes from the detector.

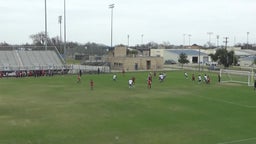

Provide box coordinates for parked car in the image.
[208,65,220,71]
[205,62,217,66]
[165,60,177,65]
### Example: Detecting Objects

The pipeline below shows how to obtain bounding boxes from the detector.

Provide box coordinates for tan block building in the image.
[106,46,163,71]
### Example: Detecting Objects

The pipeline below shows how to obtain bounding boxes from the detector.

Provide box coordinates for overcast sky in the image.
[1,0,256,46]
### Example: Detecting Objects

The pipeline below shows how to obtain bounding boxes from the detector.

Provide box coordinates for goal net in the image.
[220,69,255,86]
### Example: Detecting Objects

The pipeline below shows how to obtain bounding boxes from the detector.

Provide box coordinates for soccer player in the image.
[122,69,125,76]
[77,74,81,83]
[113,74,117,81]
[90,80,94,90]
[204,74,208,83]
[128,79,133,88]
[148,79,152,89]
[148,73,152,82]
[218,74,221,83]
[192,74,195,82]
[159,73,164,82]
[184,72,188,79]
[79,70,82,77]
[132,76,136,85]
[198,75,202,84]
[207,75,211,84]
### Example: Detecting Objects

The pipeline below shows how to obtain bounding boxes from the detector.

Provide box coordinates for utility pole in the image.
[223,37,229,50]
[216,35,219,47]
[223,37,229,67]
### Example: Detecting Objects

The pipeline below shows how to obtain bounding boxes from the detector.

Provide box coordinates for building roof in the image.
[166,49,208,56]
[239,56,256,61]
[234,50,251,56]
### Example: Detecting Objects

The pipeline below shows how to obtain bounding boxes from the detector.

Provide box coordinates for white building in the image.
[238,56,256,67]
[151,49,210,64]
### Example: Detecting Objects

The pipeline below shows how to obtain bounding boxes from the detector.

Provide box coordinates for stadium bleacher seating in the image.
[0,50,64,71]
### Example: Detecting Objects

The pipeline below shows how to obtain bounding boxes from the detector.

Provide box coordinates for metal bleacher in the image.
[0,50,65,71]
[0,51,20,70]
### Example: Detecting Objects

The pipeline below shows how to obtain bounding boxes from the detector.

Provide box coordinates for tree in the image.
[213,49,237,67]
[30,32,46,46]
[178,53,189,68]
[30,32,52,46]
[209,53,218,62]
[0,42,9,46]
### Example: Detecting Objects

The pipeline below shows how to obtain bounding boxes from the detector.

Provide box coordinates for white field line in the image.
[196,95,256,108]
[217,137,256,144]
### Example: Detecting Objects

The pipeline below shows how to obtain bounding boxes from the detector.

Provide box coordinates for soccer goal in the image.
[220,69,255,86]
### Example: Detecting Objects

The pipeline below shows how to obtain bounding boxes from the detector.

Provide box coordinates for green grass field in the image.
[1,70,256,144]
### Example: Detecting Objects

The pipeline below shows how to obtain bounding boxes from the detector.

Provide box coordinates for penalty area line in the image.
[217,137,256,144]
[196,95,256,109]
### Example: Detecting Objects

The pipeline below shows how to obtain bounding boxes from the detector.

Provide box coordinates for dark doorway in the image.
[146,61,151,70]
[192,57,198,63]
[135,63,138,70]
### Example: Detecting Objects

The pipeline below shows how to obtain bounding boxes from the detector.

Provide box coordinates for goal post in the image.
[220,69,255,86]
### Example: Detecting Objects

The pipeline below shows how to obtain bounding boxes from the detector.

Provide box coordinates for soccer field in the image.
[0,70,256,144]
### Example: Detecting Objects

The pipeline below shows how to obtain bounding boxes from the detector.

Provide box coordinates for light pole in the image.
[233,36,236,47]
[109,4,114,49]
[247,32,249,49]
[188,34,192,47]
[58,16,62,42]
[183,34,186,47]
[207,32,213,47]
[127,34,130,48]
[141,34,144,45]
[199,47,201,72]
[216,35,219,47]
[44,0,48,50]
[63,0,67,62]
